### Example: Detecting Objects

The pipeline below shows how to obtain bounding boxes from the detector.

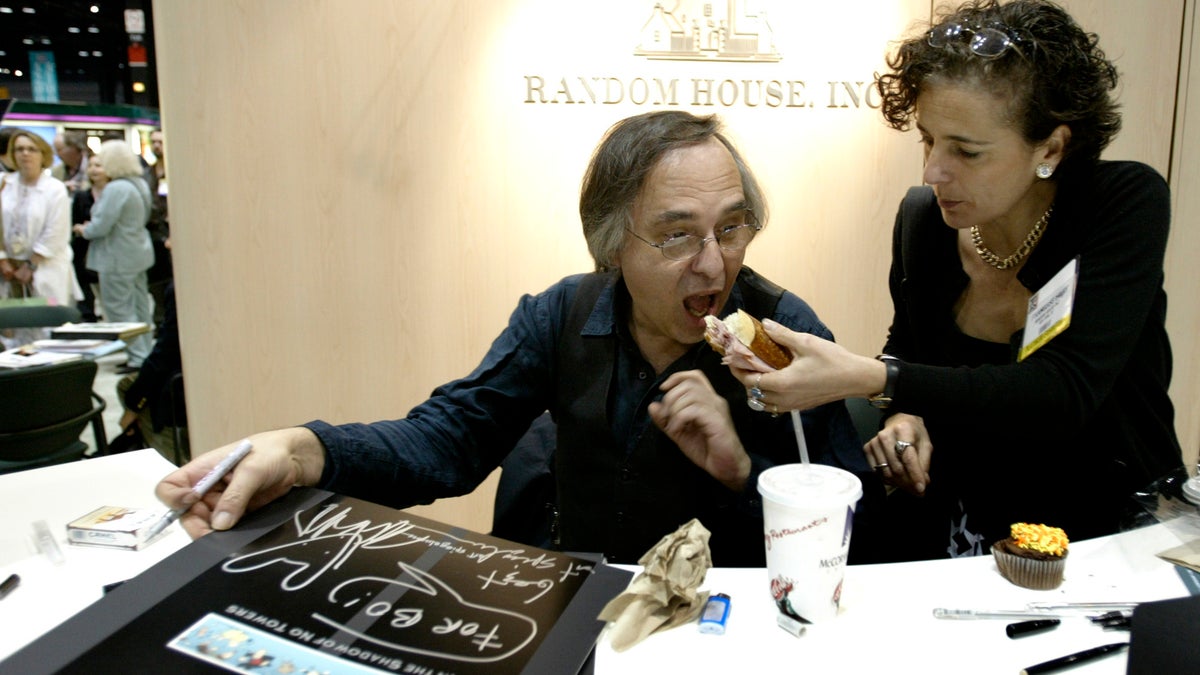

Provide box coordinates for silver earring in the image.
[1036,163,1054,179]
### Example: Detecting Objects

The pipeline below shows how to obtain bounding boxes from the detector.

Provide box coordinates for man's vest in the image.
[552,268,784,565]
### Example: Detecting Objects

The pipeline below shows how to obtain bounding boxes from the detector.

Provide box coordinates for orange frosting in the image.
[1010,523,1069,556]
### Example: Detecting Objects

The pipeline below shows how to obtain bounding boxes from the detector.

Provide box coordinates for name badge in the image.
[1019,257,1079,361]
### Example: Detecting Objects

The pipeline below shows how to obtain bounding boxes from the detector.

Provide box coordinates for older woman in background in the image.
[1,130,80,346]
[74,139,154,371]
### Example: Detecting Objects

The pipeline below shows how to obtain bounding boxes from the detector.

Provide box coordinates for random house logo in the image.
[634,0,781,62]
[522,0,880,111]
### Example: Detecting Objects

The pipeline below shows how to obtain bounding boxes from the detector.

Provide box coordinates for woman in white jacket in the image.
[1,130,80,346]
[74,140,154,369]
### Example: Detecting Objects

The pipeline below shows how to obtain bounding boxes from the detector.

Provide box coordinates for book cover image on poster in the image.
[49,493,628,674]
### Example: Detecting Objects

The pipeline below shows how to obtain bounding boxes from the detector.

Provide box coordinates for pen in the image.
[144,439,253,540]
[933,608,1066,620]
[0,573,19,600]
[1006,619,1060,639]
[1026,601,1138,613]
[1020,642,1128,675]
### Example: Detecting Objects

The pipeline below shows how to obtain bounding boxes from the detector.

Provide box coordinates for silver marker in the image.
[145,439,253,540]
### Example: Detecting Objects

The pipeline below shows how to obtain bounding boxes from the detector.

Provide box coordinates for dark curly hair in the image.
[875,0,1121,173]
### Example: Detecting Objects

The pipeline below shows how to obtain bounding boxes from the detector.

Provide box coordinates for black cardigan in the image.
[881,161,1183,553]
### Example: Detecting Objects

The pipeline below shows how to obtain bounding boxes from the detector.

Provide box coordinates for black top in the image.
[882,161,1184,557]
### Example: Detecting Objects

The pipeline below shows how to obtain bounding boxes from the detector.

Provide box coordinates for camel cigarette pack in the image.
[67,505,161,550]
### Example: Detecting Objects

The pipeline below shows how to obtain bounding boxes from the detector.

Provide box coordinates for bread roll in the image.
[704,309,792,371]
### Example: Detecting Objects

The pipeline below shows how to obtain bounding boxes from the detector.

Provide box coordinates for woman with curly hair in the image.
[721,0,1184,559]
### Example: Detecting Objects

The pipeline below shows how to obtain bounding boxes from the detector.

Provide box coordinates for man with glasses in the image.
[155,111,881,567]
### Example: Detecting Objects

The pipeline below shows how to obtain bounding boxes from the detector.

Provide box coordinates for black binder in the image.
[1127,593,1200,673]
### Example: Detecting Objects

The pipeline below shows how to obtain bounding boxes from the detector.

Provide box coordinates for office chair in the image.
[844,397,883,446]
[0,359,107,474]
[167,371,190,465]
[491,411,557,549]
[0,303,82,329]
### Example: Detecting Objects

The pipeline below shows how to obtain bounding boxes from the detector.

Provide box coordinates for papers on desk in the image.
[0,347,82,369]
[32,339,125,358]
[50,322,150,341]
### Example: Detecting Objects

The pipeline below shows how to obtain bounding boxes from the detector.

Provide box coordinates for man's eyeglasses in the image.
[626,211,762,261]
[928,22,1023,59]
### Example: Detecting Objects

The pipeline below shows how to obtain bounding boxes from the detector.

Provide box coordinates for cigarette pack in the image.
[67,506,163,551]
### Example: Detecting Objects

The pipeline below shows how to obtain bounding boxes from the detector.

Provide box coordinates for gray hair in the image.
[579,111,767,272]
[95,140,144,180]
[59,130,88,152]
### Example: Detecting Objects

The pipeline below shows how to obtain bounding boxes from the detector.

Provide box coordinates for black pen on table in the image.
[0,573,19,600]
[144,439,253,540]
[1019,642,1128,675]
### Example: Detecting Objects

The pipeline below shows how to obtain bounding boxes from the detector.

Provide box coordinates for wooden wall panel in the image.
[1169,0,1200,473]
[152,0,1196,534]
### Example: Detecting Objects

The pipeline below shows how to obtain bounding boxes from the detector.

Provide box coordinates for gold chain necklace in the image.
[970,205,1053,270]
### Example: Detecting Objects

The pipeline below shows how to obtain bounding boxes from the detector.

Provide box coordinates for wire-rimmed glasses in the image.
[626,211,762,261]
[928,21,1023,59]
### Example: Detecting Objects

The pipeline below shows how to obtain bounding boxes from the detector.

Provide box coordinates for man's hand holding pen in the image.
[154,428,327,538]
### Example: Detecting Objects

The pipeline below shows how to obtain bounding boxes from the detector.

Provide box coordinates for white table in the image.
[0,450,189,662]
[0,451,1193,674]
[597,524,1192,674]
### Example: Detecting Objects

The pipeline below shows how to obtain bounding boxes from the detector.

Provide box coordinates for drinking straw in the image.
[789,410,810,464]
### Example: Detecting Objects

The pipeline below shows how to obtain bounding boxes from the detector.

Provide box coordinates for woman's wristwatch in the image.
[868,354,900,409]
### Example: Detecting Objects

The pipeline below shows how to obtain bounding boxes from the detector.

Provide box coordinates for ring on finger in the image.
[747,396,766,412]
[894,440,912,455]
[873,462,889,471]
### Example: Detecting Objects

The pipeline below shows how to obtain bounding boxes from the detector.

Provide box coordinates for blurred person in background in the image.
[52,130,90,196]
[70,155,110,321]
[0,127,17,172]
[144,128,172,326]
[0,129,80,347]
[73,140,154,372]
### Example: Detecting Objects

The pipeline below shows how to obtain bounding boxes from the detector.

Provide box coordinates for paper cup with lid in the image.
[759,463,862,623]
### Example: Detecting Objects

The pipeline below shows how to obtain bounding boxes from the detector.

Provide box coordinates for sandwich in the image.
[704,309,792,372]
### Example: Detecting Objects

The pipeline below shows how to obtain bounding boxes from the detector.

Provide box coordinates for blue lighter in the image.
[698,593,731,634]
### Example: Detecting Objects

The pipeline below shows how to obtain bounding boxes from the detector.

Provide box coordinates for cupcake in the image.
[991,523,1069,590]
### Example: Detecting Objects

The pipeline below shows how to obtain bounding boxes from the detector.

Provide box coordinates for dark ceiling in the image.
[0,1,155,104]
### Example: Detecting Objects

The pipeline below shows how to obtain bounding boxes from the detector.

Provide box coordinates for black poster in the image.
[5,489,631,675]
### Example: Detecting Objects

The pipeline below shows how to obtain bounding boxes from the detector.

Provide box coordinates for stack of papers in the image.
[51,322,150,341]
[32,339,125,357]
[0,347,83,369]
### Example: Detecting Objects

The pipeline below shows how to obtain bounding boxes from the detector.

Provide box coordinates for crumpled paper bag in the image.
[598,518,713,651]
[1157,538,1200,574]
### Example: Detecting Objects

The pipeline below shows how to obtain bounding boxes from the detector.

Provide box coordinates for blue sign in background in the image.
[28,51,59,103]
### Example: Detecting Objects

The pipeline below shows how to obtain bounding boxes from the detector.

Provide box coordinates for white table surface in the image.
[597,524,1191,674]
[0,450,1193,674]
[0,450,190,663]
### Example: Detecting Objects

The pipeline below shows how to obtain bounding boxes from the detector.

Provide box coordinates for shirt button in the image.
[620,467,634,481]
[615,511,626,524]
[638,371,648,380]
